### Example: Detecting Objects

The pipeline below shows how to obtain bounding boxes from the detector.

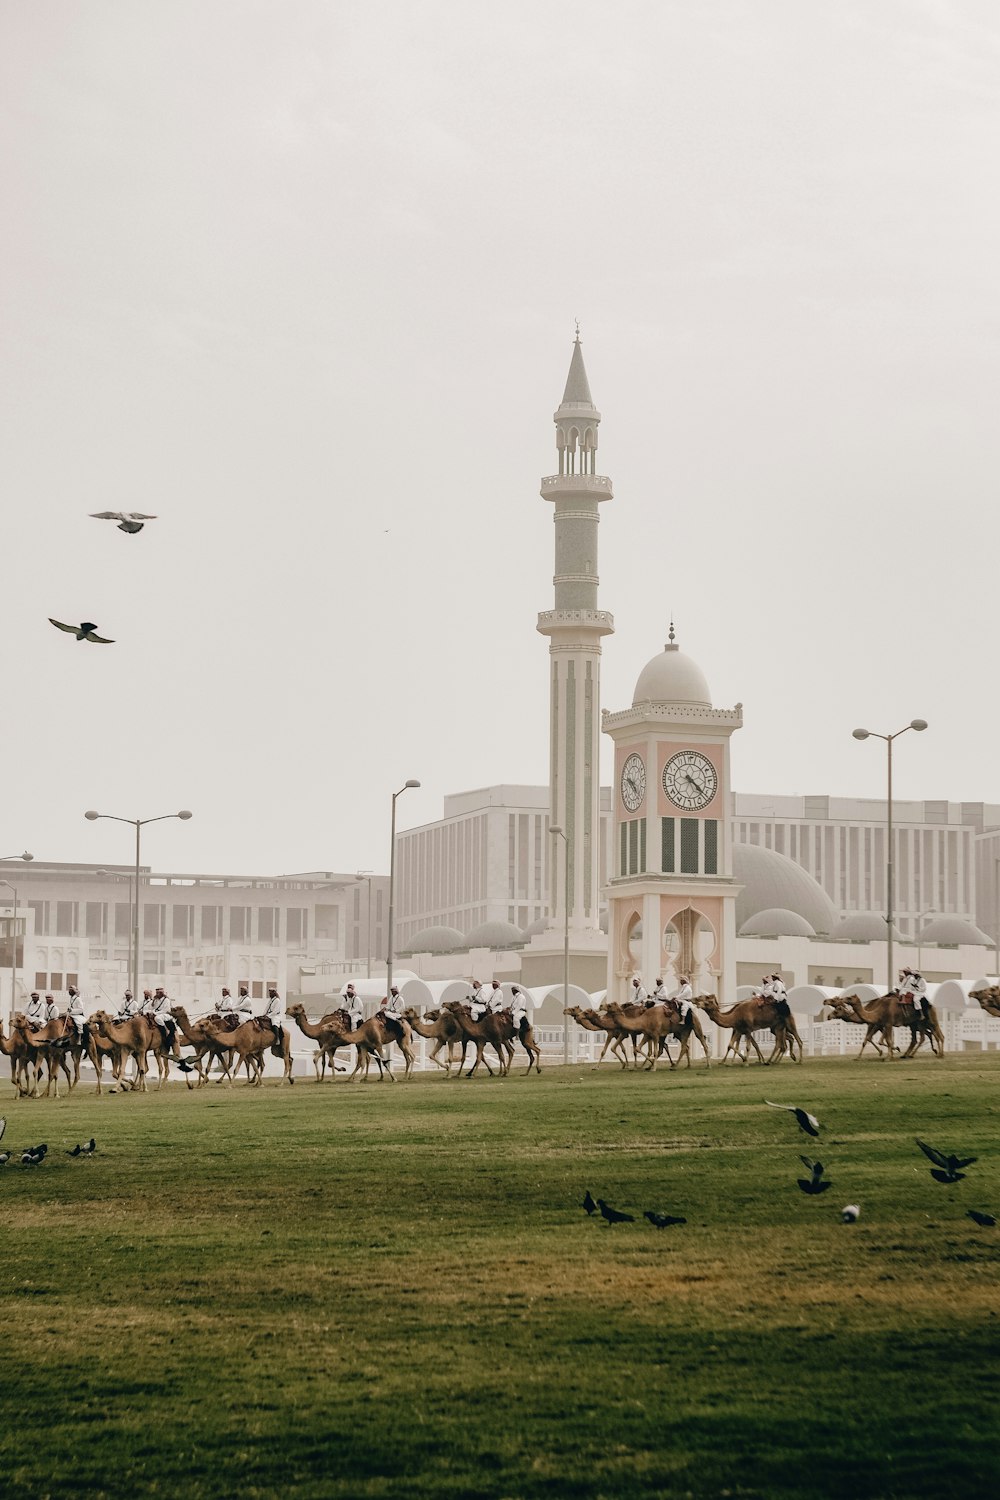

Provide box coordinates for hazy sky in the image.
[2,1,998,877]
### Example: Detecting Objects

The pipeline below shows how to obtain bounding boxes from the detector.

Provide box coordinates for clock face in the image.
[620,752,646,812]
[662,750,718,811]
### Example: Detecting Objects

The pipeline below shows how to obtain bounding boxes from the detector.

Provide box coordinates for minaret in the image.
[537,333,614,934]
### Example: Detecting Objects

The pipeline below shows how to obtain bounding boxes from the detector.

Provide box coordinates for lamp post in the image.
[85,811,192,1000]
[549,824,570,1067]
[385,781,420,1006]
[355,871,374,978]
[1,852,34,1021]
[852,719,927,992]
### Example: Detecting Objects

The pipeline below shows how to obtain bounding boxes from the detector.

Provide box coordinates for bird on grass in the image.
[582,1190,597,1216]
[21,1144,47,1166]
[91,511,157,533]
[797,1157,831,1195]
[643,1211,687,1228]
[0,1152,10,1166]
[67,1138,96,1157]
[49,619,114,643]
[765,1100,820,1137]
[916,1139,976,1184]
[597,1199,635,1225]
[967,1210,996,1228]
[841,1205,861,1223]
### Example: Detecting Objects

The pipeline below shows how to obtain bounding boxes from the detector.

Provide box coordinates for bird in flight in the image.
[597,1199,635,1225]
[916,1139,976,1184]
[643,1211,687,1228]
[49,619,115,643]
[797,1157,831,1195]
[91,511,157,534]
[967,1210,996,1228]
[765,1100,820,1137]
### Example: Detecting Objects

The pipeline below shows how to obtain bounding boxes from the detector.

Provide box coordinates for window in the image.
[252,981,264,999]
[628,819,639,875]
[230,907,250,942]
[201,906,222,943]
[662,818,675,873]
[115,903,131,940]
[257,907,278,943]
[144,904,165,940]
[172,905,193,941]
[376,889,384,921]
[29,900,47,935]
[704,820,718,876]
[50,972,63,991]
[680,819,700,875]
[56,901,77,937]
[85,902,105,939]
[290,908,311,944]
[67,972,78,990]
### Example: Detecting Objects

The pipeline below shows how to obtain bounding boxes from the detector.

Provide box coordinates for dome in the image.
[739,907,817,939]
[523,917,550,939]
[833,914,900,942]
[733,844,837,936]
[632,634,711,707]
[918,916,993,947]
[464,920,525,950]
[398,925,466,956]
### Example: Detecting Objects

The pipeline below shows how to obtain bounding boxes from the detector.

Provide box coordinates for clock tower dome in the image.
[602,627,743,1000]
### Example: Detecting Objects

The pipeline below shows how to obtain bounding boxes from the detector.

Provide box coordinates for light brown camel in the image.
[494,1009,542,1074]
[90,1012,156,1091]
[200,1017,272,1085]
[563,1007,631,1069]
[84,1018,126,1094]
[287,1004,358,1080]
[970,986,1000,1019]
[602,1002,684,1071]
[826,993,944,1060]
[170,1006,237,1086]
[315,1014,404,1081]
[695,995,802,1065]
[642,1002,713,1068]
[404,1008,464,1073]
[11,1013,75,1096]
[0,1018,37,1096]
[441,1002,512,1077]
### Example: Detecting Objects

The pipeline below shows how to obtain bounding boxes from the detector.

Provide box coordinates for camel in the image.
[1,1017,38,1096]
[602,1001,705,1071]
[564,1006,639,1069]
[695,995,802,1065]
[404,1008,464,1073]
[10,1013,75,1097]
[826,993,944,1060]
[90,1012,157,1091]
[170,1006,236,1086]
[287,1004,360,1080]
[441,1002,512,1077]
[494,1009,542,1074]
[310,1013,406,1081]
[200,1016,275,1085]
[971,986,1000,1019]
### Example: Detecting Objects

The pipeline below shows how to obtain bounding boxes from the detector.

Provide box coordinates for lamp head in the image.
[549,824,563,836]
[85,810,101,820]
[404,779,420,789]
[21,852,32,862]
[910,719,928,732]
[177,810,193,820]
[852,729,870,741]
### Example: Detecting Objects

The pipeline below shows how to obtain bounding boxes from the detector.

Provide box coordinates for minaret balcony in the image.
[540,474,614,500]
[537,608,615,638]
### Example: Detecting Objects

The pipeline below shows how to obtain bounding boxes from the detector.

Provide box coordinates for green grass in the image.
[2,1055,999,1499]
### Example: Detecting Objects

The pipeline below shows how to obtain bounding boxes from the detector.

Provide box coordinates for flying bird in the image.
[643,1211,687,1228]
[91,511,157,533]
[49,619,115,643]
[967,1210,996,1228]
[765,1100,820,1137]
[582,1190,597,1216]
[175,1057,198,1073]
[916,1139,977,1176]
[841,1204,861,1222]
[797,1157,831,1195]
[597,1199,635,1225]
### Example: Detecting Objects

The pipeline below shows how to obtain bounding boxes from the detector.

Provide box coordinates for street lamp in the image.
[549,824,570,1067]
[355,871,374,979]
[85,810,192,1000]
[385,781,420,1006]
[0,851,34,1021]
[852,719,927,991]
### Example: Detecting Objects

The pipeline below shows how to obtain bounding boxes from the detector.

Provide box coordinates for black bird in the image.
[91,510,157,533]
[597,1199,635,1225]
[797,1156,831,1195]
[0,1151,10,1166]
[80,1138,96,1155]
[916,1139,977,1176]
[175,1057,198,1073]
[765,1100,820,1137]
[67,1145,81,1157]
[967,1210,996,1227]
[582,1190,597,1216]
[930,1167,966,1184]
[21,1146,46,1166]
[49,618,114,643]
[644,1211,687,1228]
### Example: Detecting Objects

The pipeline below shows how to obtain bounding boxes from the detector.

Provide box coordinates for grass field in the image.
[2,1055,999,1499]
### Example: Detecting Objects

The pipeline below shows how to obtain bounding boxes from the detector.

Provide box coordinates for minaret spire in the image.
[537,336,614,936]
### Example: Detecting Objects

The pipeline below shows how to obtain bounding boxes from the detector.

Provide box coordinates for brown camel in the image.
[1,1018,37,1096]
[316,1014,405,1081]
[695,995,802,1065]
[404,1008,464,1072]
[287,1004,359,1080]
[494,1009,542,1074]
[971,986,1000,1019]
[90,1012,158,1091]
[200,1017,274,1085]
[170,1006,236,1086]
[441,1002,511,1077]
[564,1006,630,1069]
[602,1002,685,1071]
[826,994,944,1060]
[11,1013,76,1097]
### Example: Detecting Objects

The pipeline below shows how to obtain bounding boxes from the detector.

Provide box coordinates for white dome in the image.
[633,640,711,707]
[918,916,993,947]
[739,908,817,939]
[833,914,900,942]
[399,925,465,955]
[733,844,837,935]
[464,920,525,950]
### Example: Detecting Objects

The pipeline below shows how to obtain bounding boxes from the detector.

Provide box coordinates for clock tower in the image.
[602,628,743,1000]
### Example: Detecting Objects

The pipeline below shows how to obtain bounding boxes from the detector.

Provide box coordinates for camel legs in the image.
[595,1031,628,1070]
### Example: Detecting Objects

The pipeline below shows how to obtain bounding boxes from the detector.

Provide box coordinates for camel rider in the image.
[145,986,176,1047]
[377,985,406,1040]
[25,991,45,1030]
[236,985,253,1021]
[769,973,790,1020]
[343,984,364,1029]
[468,979,487,1021]
[43,993,59,1022]
[115,990,138,1022]
[630,976,648,1007]
[900,968,929,1020]
[510,985,529,1033]
[672,976,694,1020]
[651,978,669,1006]
[487,980,507,1015]
[67,985,86,1038]
[263,984,284,1041]
[218,987,236,1018]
